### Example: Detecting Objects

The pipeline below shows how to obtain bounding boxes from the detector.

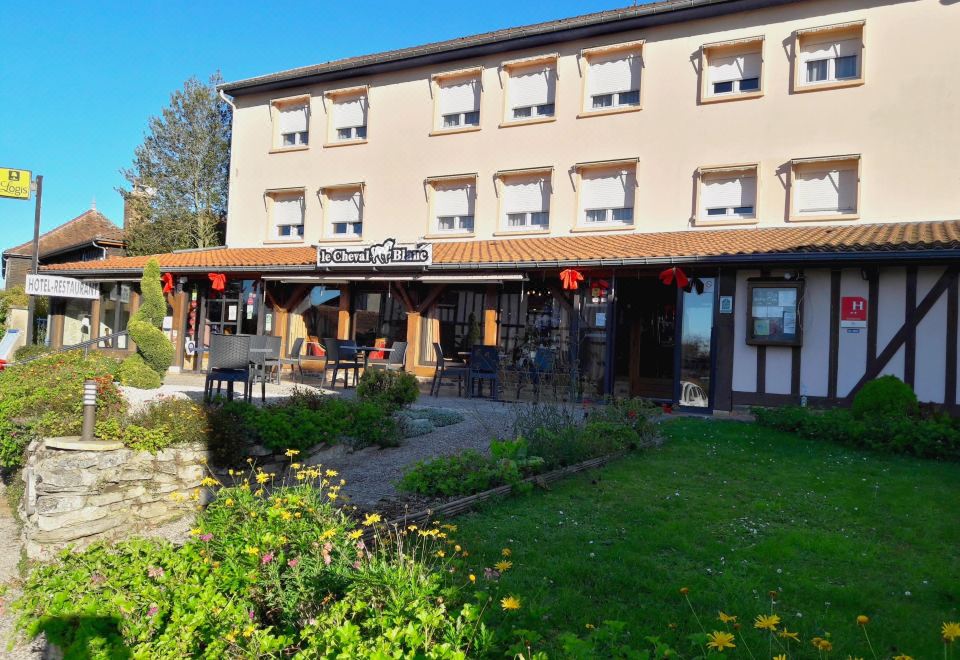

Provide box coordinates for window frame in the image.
[499,53,559,128]
[698,36,765,105]
[265,188,307,243]
[788,154,861,222]
[572,159,639,233]
[494,166,554,235]
[693,163,760,226]
[425,174,479,238]
[792,21,866,93]
[270,95,311,153]
[431,67,483,136]
[324,86,369,147]
[318,183,365,241]
[578,40,645,117]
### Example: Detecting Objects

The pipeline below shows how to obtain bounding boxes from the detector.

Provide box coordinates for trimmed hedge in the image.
[120,259,174,386]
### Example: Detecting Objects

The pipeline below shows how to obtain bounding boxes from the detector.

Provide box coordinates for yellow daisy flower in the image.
[284,449,300,457]
[778,629,800,643]
[501,548,512,557]
[718,611,737,624]
[706,631,736,652]
[754,614,780,631]
[943,622,960,643]
[494,560,513,572]
[857,614,870,626]
[362,513,382,526]
[348,529,363,540]
[500,595,521,611]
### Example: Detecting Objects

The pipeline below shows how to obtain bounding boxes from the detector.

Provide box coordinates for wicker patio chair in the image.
[368,340,407,371]
[277,337,305,383]
[467,345,500,399]
[430,342,467,397]
[323,338,361,388]
[204,334,251,402]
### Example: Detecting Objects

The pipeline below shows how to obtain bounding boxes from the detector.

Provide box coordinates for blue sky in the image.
[0,0,635,284]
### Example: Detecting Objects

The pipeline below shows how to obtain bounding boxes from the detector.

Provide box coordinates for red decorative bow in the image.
[594,279,610,291]
[659,267,689,289]
[208,273,226,292]
[559,269,584,291]
[161,272,174,294]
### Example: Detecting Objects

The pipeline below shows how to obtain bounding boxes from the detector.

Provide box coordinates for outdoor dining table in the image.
[356,346,393,369]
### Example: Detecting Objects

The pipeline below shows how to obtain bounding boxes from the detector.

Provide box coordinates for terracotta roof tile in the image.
[4,209,124,258]
[40,221,960,275]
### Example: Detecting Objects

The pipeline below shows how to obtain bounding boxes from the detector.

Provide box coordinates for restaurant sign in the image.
[317,239,432,268]
[25,274,100,300]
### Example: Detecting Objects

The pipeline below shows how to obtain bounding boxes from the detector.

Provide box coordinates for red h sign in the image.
[841,296,867,328]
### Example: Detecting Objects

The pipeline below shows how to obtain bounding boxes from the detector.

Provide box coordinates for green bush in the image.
[121,259,174,382]
[115,353,162,389]
[0,351,124,469]
[13,344,50,361]
[851,375,919,420]
[754,402,960,460]
[211,392,400,455]
[399,449,521,497]
[14,476,491,658]
[97,398,210,451]
[356,368,419,411]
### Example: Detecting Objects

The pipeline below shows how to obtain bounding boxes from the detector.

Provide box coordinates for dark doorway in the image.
[613,277,676,400]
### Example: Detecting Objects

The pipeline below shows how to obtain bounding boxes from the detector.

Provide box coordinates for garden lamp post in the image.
[81,379,97,441]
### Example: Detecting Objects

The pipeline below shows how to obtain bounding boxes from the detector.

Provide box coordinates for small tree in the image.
[117,260,174,389]
[121,73,231,255]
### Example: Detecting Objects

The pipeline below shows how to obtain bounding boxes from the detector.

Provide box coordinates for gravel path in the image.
[309,395,519,510]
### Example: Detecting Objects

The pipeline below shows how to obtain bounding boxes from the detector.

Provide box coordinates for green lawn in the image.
[456,418,960,658]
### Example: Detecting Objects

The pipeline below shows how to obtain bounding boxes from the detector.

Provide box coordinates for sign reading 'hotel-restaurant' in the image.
[316,239,432,268]
[25,274,100,300]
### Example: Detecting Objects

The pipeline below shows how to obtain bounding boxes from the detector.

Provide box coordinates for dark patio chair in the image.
[277,337,305,383]
[468,345,500,399]
[262,335,282,384]
[368,341,407,372]
[204,334,251,402]
[430,342,467,397]
[323,337,361,388]
[246,336,269,403]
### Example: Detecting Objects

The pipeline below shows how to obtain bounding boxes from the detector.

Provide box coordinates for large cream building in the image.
[43,0,960,413]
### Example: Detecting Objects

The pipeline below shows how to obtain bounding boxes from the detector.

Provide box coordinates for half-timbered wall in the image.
[728,264,959,408]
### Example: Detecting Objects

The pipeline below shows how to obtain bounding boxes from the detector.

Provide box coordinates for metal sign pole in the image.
[26,175,43,346]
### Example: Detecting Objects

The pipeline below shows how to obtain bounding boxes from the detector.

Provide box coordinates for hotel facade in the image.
[43,0,960,411]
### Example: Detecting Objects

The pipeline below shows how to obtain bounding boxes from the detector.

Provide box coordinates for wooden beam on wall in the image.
[844,265,959,402]
[416,284,448,315]
[756,268,769,394]
[827,269,841,400]
[866,269,879,366]
[483,285,498,346]
[903,266,918,388]
[337,285,352,340]
[713,267,737,411]
[946,274,958,406]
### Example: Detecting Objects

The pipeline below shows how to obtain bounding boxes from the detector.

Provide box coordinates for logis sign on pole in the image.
[0,167,43,346]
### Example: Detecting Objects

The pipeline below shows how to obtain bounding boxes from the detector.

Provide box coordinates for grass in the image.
[455,417,960,657]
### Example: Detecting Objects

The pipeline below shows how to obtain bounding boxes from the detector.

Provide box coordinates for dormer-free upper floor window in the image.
[794,22,865,92]
[696,165,758,225]
[699,37,764,103]
[271,96,310,150]
[435,71,481,131]
[267,190,305,240]
[322,185,363,238]
[502,55,557,124]
[790,155,861,221]
[576,161,638,228]
[429,177,476,234]
[498,169,552,232]
[582,42,643,114]
[326,87,368,143]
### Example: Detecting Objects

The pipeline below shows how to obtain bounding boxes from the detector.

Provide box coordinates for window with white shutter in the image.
[501,175,550,230]
[326,187,363,237]
[707,51,762,96]
[579,168,636,226]
[438,76,480,129]
[276,102,309,147]
[508,64,556,120]
[700,171,757,221]
[800,38,861,85]
[270,191,305,240]
[433,181,476,233]
[794,168,858,216]
[587,51,641,110]
[330,93,368,141]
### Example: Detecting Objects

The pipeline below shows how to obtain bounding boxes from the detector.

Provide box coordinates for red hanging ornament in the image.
[160,272,174,294]
[208,273,227,292]
[559,269,584,291]
[659,267,689,289]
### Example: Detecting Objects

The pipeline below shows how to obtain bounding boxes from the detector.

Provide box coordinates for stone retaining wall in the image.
[21,439,210,559]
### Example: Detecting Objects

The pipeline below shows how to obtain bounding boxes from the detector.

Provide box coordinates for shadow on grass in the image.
[30,614,130,659]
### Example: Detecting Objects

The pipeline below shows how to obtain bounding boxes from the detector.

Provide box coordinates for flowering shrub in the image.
[15,464,493,658]
[95,397,210,451]
[0,350,124,469]
[356,368,419,411]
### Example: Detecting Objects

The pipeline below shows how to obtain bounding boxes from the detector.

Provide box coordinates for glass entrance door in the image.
[677,277,716,409]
